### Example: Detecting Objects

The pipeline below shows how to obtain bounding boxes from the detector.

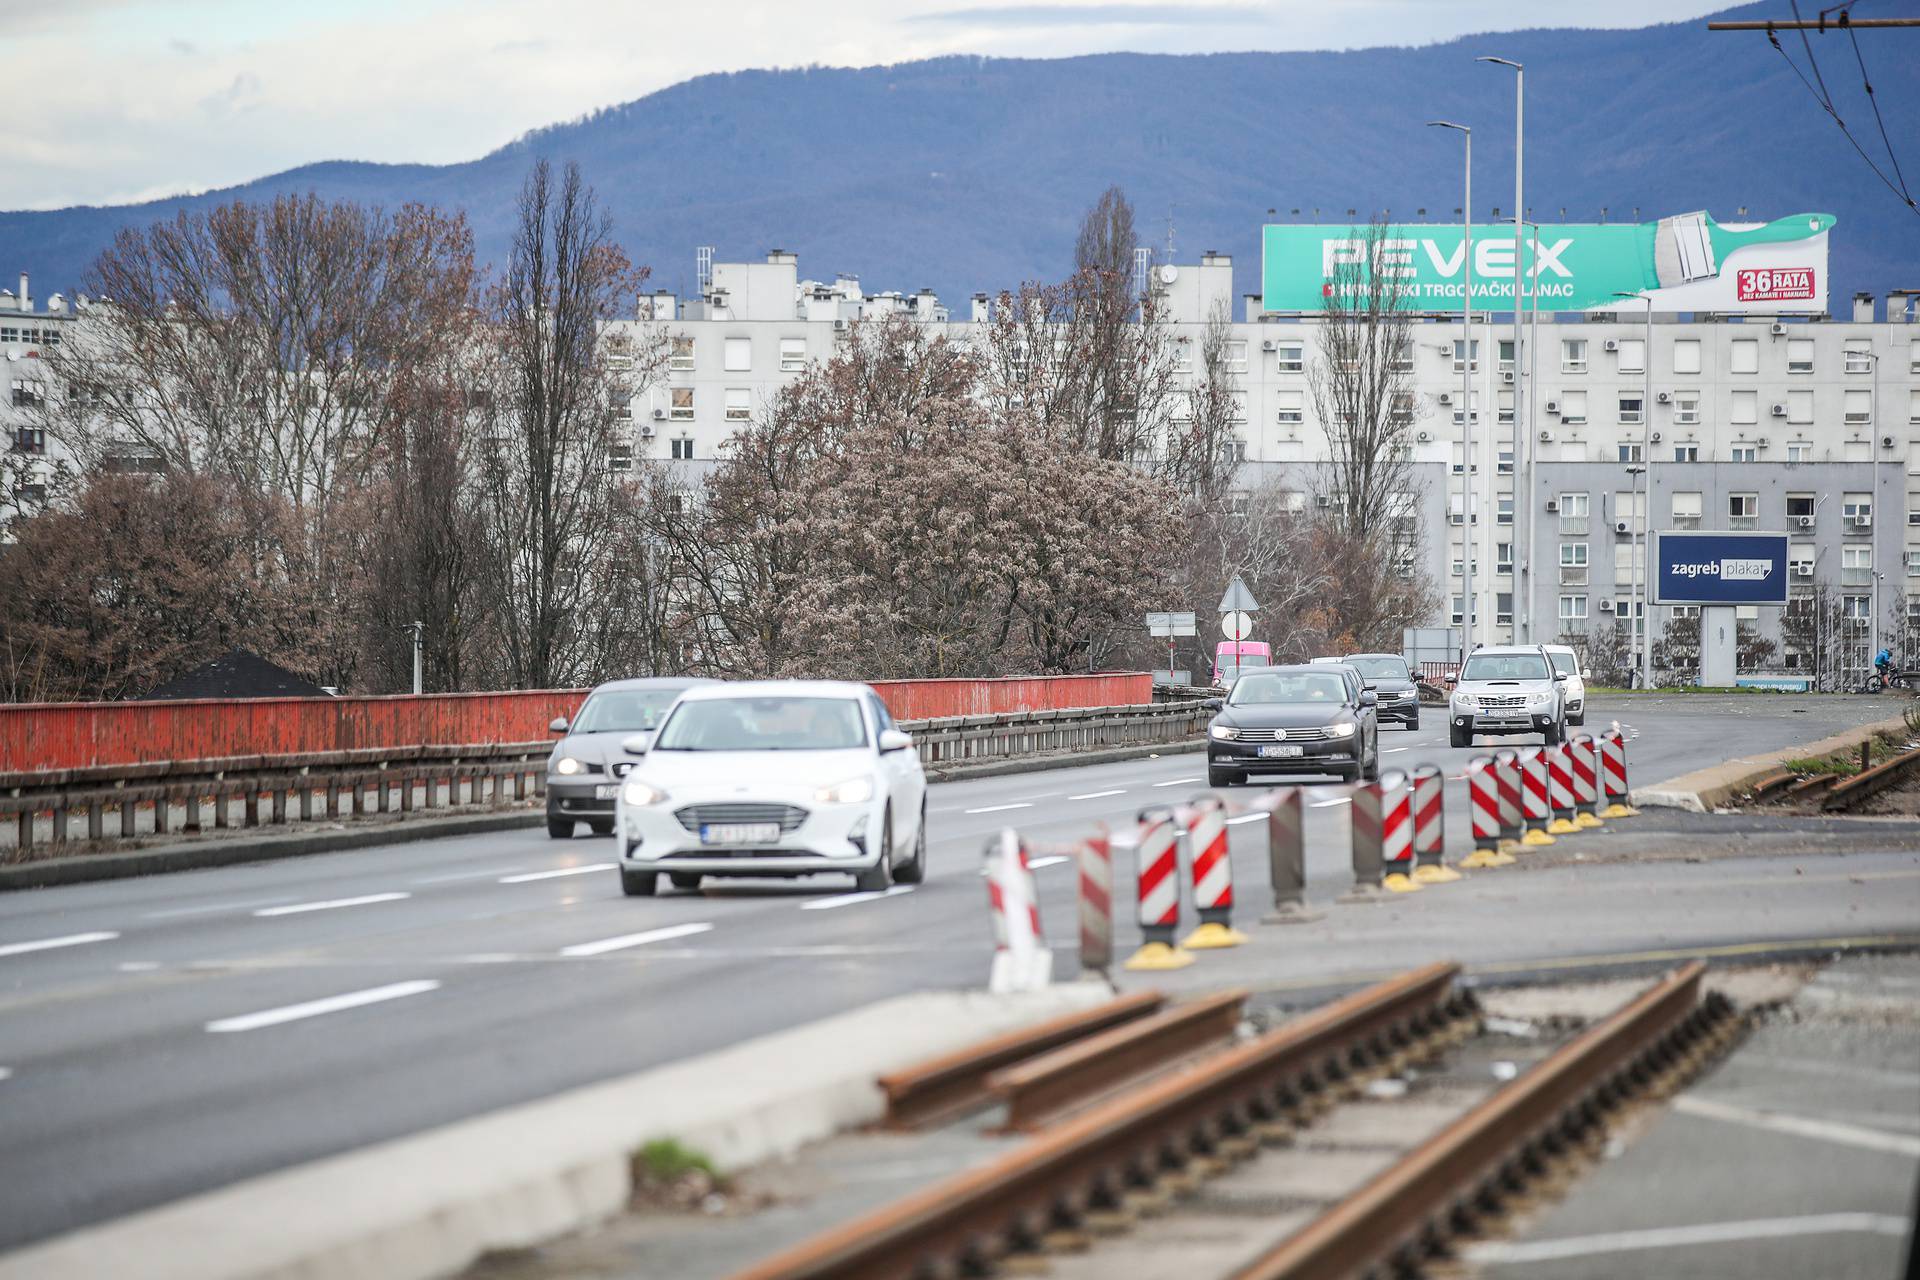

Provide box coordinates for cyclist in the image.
[1875,648,1894,688]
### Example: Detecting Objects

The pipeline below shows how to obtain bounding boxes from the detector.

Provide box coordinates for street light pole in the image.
[1430,120,1473,661]
[1479,57,1524,642]
[1615,291,1654,687]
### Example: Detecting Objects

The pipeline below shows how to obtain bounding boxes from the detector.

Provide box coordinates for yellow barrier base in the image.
[1381,872,1424,893]
[1124,941,1197,971]
[1180,922,1249,950]
[1601,803,1639,818]
[1546,817,1580,835]
[1460,847,1512,869]
[1521,828,1557,847]
[1413,864,1463,884]
[1575,812,1605,829]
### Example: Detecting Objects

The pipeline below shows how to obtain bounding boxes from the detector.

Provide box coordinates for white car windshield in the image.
[1462,654,1550,681]
[654,697,868,751]
[571,688,683,733]
[1345,656,1409,681]
[1231,672,1349,705]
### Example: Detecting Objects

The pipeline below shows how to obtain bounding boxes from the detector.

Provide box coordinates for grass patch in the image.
[632,1138,719,1187]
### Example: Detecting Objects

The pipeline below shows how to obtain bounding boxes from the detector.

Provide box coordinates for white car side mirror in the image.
[621,733,653,755]
[549,716,569,734]
[878,729,913,753]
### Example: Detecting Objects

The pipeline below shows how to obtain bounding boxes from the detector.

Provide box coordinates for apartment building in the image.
[610,248,1920,681]
[0,273,76,519]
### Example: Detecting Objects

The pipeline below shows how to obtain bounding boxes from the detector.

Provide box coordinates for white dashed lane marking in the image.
[1068,789,1127,800]
[498,864,615,884]
[254,893,409,918]
[801,887,916,911]
[964,803,1033,815]
[0,932,120,959]
[205,980,442,1033]
[559,922,716,956]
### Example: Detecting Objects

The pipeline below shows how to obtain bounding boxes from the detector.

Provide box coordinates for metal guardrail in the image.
[1,742,553,854]
[900,700,1213,768]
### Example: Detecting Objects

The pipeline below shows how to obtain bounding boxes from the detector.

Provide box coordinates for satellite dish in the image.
[1157,264,1179,284]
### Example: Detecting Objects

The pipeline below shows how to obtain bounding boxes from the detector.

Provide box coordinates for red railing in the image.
[0,674,1153,773]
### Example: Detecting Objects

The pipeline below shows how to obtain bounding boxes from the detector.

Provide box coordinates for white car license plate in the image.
[702,822,782,845]
[594,784,618,800]
[1258,744,1304,758]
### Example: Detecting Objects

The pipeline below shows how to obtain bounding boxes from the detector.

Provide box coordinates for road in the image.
[0,693,1908,1254]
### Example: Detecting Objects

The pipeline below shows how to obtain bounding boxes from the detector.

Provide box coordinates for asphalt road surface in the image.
[0,694,1909,1253]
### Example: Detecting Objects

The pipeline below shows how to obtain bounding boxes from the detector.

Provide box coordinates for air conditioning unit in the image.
[1260,339,1277,352]
[1437,391,1453,405]
[1796,515,1814,528]
[1756,437,1770,447]
[1316,494,1333,508]
[1614,520,1632,535]
[1770,403,1788,417]
[1538,429,1554,442]
[1501,371,1515,384]
[1603,339,1619,352]
[1415,430,1433,443]
[638,424,656,439]
[651,408,667,420]
[1769,322,1787,336]
[1599,599,1616,612]
[1794,563,1814,577]
[833,318,849,332]
[1882,434,1896,448]
[1855,514,1873,528]
[1650,430,1664,443]
[1656,391,1671,404]
[1544,498,1560,513]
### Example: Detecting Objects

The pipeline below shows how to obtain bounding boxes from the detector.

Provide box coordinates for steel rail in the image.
[988,989,1249,1132]
[1232,960,1733,1280]
[728,963,1467,1280]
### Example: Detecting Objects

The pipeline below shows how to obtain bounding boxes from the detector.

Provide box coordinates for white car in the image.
[1542,644,1588,726]
[614,681,929,897]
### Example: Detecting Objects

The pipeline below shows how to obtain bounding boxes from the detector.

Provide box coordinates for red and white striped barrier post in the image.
[1123,807,1194,971]
[1379,769,1421,893]
[1570,733,1605,829]
[1546,742,1581,835]
[1601,723,1639,818]
[1078,828,1113,975]
[1461,757,1514,868]
[1492,748,1524,848]
[1260,787,1324,923]
[1182,795,1246,948]
[1410,763,1460,883]
[985,828,1051,993]
[1519,746,1557,846]
[1339,778,1386,902]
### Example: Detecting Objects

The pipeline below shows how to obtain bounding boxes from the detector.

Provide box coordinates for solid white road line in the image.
[498,864,615,884]
[1465,1213,1910,1264]
[254,893,410,918]
[205,979,442,1033]
[964,803,1033,814]
[0,931,119,959]
[1673,1095,1920,1158]
[1068,789,1127,800]
[559,922,715,956]
[1151,777,1200,787]
[800,886,916,910]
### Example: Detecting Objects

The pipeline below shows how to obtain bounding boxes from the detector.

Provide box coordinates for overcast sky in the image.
[3,0,1736,210]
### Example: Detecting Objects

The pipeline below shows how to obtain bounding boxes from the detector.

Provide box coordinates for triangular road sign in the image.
[1218,574,1260,614]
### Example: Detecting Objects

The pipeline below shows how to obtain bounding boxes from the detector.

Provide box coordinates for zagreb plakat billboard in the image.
[1261,211,1835,315]
[1652,530,1790,606]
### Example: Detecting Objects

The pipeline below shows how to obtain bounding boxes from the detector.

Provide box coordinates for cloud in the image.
[169,37,199,55]
[911,3,1261,26]
[199,71,263,117]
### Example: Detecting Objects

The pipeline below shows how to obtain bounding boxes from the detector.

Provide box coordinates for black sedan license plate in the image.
[1258,744,1304,758]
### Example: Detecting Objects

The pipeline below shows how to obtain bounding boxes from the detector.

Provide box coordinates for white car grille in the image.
[674,803,808,834]
[1477,696,1528,710]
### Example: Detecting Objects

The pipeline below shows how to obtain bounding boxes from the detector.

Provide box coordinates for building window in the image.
[670,436,695,460]
[723,337,751,372]
[670,387,695,420]
[1496,541,1515,572]
[11,426,45,454]
[1274,341,1304,373]
[724,388,751,421]
[1910,389,1920,424]
[670,335,695,371]
[1390,392,1415,426]
[1561,542,1589,585]
[1389,340,1414,373]
[1618,394,1643,425]
[10,380,43,408]
[1673,391,1699,425]
[779,337,806,372]
[1671,492,1702,528]
[1844,389,1872,426]
[1731,389,1758,425]
[1842,493,1872,528]
[1451,444,1477,475]
[1841,544,1873,587]
[1788,390,1813,424]
[1496,592,1514,625]
[1497,390,1515,426]
[1789,546,1815,579]
[1561,390,1588,425]
[1618,442,1644,463]
[1497,442,1514,474]
[1221,438,1248,463]
[1616,338,1645,373]
[1451,393,1480,427]
[1844,340,1872,374]
[1280,490,1307,516]
[1559,491,1589,535]
[1497,495,1514,525]
[1224,341,1248,373]
[1673,445,1699,462]
[608,443,633,473]
[1452,340,1480,373]
[1672,338,1702,375]
[1498,339,1516,372]
[1562,338,1588,373]
[1731,445,1758,462]
[1786,338,1814,374]
[1228,491,1251,516]
[1728,492,1759,529]
[1788,442,1813,462]
[1559,595,1588,621]
[1730,338,1759,375]
[1274,390,1303,425]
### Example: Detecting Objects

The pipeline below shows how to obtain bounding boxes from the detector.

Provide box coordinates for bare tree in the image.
[1073,185,1139,282]
[474,159,649,689]
[1783,580,1855,691]
[1162,301,1243,506]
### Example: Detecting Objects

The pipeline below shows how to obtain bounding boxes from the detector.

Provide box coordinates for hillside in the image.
[4,2,1916,308]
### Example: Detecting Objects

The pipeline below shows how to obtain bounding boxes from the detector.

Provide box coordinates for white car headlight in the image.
[553,756,586,776]
[1451,693,1475,709]
[1210,724,1241,740]
[621,779,668,807]
[815,776,876,805]
[1528,691,1553,707]
[1327,722,1357,739]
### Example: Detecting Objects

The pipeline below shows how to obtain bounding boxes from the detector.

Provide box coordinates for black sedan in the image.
[1207,665,1380,787]
[1342,653,1421,730]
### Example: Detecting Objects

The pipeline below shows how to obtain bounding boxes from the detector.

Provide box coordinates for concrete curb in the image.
[1634,711,1913,812]
[0,811,544,891]
[927,738,1205,783]
[0,984,1112,1280]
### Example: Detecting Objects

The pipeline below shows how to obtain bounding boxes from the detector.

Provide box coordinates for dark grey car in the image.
[1342,653,1421,730]
[546,677,713,837]
[1207,665,1380,786]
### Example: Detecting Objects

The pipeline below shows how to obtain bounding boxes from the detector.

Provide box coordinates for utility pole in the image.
[1479,56,1525,642]
[409,620,425,696]
[1616,291,1654,687]
[1430,120,1473,660]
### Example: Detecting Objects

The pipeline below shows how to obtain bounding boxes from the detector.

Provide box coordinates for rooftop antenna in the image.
[1165,209,1176,260]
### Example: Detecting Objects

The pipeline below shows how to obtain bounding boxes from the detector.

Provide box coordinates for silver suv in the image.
[1448,645,1567,748]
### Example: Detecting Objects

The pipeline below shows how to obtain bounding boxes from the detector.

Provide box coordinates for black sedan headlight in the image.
[1210,722,1241,741]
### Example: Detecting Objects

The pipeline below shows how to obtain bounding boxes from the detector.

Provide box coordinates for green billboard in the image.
[1260,211,1835,315]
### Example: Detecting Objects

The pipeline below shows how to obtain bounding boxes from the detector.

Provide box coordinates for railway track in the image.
[729,962,1742,1280]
